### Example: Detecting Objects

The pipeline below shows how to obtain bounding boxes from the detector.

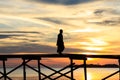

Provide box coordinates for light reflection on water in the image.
[0,68,119,80]
[74,68,119,80]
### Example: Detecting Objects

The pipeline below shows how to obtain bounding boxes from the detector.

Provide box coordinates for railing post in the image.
[118,59,120,80]
[38,58,41,80]
[84,58,87,80]
[70,58,74,80]
[23,58,26,80]
[3,58,7,80]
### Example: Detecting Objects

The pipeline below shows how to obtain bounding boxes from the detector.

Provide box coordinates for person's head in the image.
[59,29,63,34]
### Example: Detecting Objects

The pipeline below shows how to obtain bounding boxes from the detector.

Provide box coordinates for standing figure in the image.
[57,29,65,54]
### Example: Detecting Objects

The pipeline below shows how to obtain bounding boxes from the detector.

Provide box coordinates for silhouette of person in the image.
[57,29,65,54]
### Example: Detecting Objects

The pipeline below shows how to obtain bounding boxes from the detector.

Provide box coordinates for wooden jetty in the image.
[0,53,120,80]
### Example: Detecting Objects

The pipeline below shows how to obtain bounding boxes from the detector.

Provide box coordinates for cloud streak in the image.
[29,0,92,5]
[0,43,81,53]
[0,31,40,34]
[0,42,109,54]
[0,34,24,39]
[89,17,120,26]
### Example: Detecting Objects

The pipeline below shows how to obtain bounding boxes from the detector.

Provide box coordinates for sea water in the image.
[0,68,119,80]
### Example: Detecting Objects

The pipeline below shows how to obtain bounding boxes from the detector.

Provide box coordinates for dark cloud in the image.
[0,31,42,39]
[39,17,82,23]
[0,43,80,53]
[37,17,82,27]
[93,20,120,26]
[0,43,110,54]
[0,35,11,39]
[94,8,120,16]
[94,9,106,16]
[29,0,92,5]
[92,8,120,26]
[0,34,24,39]
[0,44,55,53]
[94,9,113,16]
[89,17,120,26]
[0,31,44,43]
[0,31,40,34]
[39,18,65,24]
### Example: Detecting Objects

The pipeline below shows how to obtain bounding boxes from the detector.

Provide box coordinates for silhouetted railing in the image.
[0,54,120,80]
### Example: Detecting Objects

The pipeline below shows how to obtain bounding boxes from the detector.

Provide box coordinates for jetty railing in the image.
[0,54,120,80]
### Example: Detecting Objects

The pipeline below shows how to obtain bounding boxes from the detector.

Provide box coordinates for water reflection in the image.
[87,73,92,80]
[75,68,118,80]
[2,68,119,80]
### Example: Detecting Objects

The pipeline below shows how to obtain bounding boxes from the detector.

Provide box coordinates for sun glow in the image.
[85,47,103,51]
[90,38,108,46]
[71,28,100,33]
[87,58,94,60]
[87,73,92,80]
[82,52,97,55]
[80,38,108,53]
[81,38,108,46]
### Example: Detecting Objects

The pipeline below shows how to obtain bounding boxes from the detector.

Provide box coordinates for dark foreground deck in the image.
[0,53,120,80]
[1,53,120,59]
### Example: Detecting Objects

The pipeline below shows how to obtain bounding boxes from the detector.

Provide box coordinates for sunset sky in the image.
[0,0,120,65]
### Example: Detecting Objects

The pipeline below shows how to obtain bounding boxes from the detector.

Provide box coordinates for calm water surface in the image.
[0,68,119,80]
